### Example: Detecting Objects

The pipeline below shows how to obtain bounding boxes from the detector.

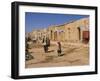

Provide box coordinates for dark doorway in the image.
[83,31,89,43]
[77,27,81,40]
[51,30,53,40]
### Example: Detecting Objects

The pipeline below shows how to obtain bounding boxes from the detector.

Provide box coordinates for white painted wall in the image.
[0,0,99,81]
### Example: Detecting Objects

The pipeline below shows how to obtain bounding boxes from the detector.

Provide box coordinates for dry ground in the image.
[25,41,89,68]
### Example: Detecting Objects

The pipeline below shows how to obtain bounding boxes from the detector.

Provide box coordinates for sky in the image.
[25,12,89,33]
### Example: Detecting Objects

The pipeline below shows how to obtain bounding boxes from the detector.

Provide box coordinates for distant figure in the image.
[57,42,62,56]
[46,37,50,47]
[42,36,48,53]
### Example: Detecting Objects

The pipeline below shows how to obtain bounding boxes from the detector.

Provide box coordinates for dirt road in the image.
[25,41,89,68]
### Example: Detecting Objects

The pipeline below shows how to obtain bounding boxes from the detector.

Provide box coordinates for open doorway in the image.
[82,31,89,43]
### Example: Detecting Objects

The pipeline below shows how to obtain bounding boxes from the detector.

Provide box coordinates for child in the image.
[57,42,62,56]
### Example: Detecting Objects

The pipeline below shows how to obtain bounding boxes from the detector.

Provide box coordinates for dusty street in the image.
[25,41,89,68]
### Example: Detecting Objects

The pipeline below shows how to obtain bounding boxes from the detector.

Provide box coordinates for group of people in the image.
[42,36,62,56]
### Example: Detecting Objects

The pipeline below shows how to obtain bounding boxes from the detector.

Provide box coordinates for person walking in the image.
[57,42,62,56]
[46,37,50,46]
[42,36,48,53]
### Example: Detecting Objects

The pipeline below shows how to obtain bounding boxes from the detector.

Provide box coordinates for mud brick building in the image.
[47,17,89,43]
[30,17,89,43]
